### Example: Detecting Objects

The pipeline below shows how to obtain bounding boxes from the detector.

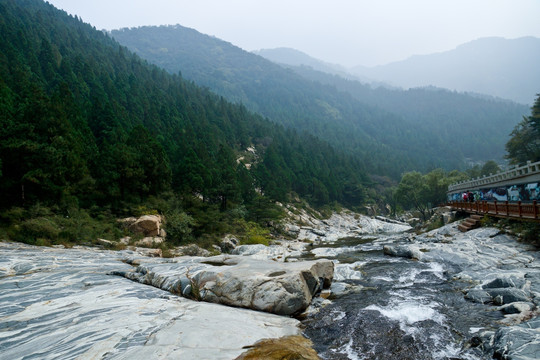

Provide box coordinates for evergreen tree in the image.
[506,94,540,165]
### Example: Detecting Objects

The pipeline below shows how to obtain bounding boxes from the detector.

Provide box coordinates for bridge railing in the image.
[448,160,540,193]
[448,200,539,221]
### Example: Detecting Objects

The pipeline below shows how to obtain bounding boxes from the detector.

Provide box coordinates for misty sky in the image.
[47,0,540,67]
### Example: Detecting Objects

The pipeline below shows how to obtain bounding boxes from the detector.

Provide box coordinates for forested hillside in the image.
[0,0,369,241]
[287,66,528,162]
[111,25,527,177]
[112,25,457,177]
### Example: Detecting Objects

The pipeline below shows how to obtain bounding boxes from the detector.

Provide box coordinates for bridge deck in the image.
[448,200,540,222]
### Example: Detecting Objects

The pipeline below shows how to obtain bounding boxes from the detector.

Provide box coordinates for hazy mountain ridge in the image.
[112,25,527,175]
[112,25,447,178]
[284,65,528,160]
[350,37,540,105]
[253,48,360,81]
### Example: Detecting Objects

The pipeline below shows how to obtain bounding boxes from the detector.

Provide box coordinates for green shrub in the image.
[165,210,195,244]
[3,206,123,246]
[132,205,159,217]
[239,220,270,246]
[56,208,122,244]
[521,224,540,246]
[0,207,26,224]
[12,217,60,245]
[424,217,444,232]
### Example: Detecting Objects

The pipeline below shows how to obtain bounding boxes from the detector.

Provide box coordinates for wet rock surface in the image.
[302,220,540,359]
[0,242,302,359]
[1,212,539,359]
[113,254,334,316]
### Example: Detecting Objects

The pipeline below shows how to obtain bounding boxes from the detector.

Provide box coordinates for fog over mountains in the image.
[112,25,529,178]
[258,37,540,105]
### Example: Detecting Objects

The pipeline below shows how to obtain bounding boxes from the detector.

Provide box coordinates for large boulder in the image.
[486,288,530,305]
[219,235,239,253]
[234,335,319,360]
[482,277,526,290]
[120,215,164,237]
[465,288,531,305]
[115,254,334,316]
[383,245,423,260]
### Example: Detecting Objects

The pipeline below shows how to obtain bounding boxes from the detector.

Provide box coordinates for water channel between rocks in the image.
[1,218,538,360]
[300,233,514,360]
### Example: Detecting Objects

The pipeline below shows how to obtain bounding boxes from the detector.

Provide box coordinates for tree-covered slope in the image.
[288,65,528,162]
[0,0,368,215]
[112,25,465,178]
[111,26,529,177]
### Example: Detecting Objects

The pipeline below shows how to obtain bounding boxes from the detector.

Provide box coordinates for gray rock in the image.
[500,302,535,314]
[173,244,211,257]
[219,235,239,253]
[232,244,266,255]
[97,238,113,246]
[329,282,363,298]
[0,242,301,360]
[118,254,334,316]
[482,277,525,289]
[285,225,301,238]
[492,325,540,360]
[311,228,327,237]
[465,289,493,304]
[383,245,423,260]
[407,217,421,227]
[441,212,454,224]
[486,288,530,305]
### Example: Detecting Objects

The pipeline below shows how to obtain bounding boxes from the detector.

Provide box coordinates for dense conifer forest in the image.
[0,0,369,245]
[0,0,535,248]
[111,25,528,177]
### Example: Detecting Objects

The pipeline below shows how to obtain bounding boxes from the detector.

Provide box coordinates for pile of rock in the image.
[383,224,540,359]
[113,254,334,316]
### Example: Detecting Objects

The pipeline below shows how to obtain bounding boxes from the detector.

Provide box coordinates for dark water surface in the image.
[302,235,502,360]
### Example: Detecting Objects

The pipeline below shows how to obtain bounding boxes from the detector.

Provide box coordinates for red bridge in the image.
[448,200,540,222]
[447,160,540,224]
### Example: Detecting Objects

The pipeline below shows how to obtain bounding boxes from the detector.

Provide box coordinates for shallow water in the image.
[302,235,503,360]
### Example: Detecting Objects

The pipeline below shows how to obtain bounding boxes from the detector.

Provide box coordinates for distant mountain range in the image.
[352,37,539,105]
[111,25,529,177]
[253,48,357,80]
[258,37,540,105]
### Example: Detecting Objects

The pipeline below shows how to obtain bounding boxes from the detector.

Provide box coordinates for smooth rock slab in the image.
[117,254,334,316]
[0,242,301,359]
[492,324,540,360]
[465,289,493,304]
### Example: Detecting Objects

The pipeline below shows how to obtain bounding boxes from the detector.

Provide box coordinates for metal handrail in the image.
[448,160,540,192]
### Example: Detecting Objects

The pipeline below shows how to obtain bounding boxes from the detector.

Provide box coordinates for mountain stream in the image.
[301,234,507,360]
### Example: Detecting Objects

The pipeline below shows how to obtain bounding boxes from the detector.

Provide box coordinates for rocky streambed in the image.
[1,211,539,359]
[302,220,540,360]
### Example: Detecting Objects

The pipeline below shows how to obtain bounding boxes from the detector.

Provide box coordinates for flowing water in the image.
[301,235,502,360]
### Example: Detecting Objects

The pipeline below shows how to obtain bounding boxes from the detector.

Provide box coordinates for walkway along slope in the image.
[447,160,540,222]
[448,200,540,222]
